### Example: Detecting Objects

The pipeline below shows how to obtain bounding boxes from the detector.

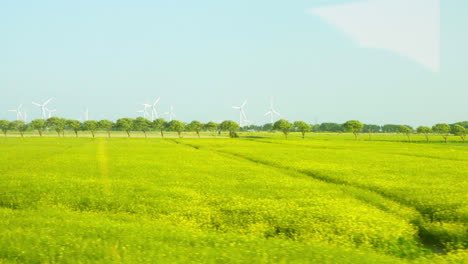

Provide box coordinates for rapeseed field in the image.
[0,135,466,263]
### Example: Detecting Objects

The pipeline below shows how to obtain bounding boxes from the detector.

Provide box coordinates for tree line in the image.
[0,117,231,138]
[0,118,466,142]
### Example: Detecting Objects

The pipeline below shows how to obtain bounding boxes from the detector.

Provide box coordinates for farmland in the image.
[0,134,466,263]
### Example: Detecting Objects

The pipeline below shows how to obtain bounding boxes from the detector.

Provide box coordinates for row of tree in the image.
[0,117,228,138]
[242,121,468,133]
[0,118,466,142]
[272,120,466,142]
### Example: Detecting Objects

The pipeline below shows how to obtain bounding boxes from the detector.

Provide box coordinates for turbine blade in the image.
[44,98,53,105]
[241,100,248,108]
[154,97,160,105]
[32,102,41,106]
[264,111,272,116]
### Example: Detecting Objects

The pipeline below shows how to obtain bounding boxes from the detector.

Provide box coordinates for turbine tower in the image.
[7,104,23,120]
[232,99,248,127]
[163,105,176,121]
[264,97,281,124]
[151,97,161,121]
[23,110,28,123]
[84,108,89,121]
[32,98,53,120]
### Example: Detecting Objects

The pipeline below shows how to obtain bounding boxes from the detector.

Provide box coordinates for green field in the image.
[0,134,466,263]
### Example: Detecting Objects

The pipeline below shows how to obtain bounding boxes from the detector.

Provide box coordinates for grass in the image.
[0,134,466,263]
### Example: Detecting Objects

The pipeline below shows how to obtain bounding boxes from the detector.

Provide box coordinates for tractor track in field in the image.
[168,139,450,254]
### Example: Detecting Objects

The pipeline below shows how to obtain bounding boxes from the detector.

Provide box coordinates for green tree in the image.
[363,124,381,140]
[30,119,46,137]
[416,126,431,142]
[274,119,294,138]
[398,125,413,142]
[98,120,114,138]
[382,124,400,133]
[46,117,67,137]
[220,120,240,138]
[168,120,185,138]
[317,123,344,132]
[116,118,134,137]
[310,124,320,132]
[204,121,218,136]
[294,121,311,139]
[343,120,364,140]
[134,117,152,138]
[452,121,468,129]
[362,124,381,133]
[67,120,81,137]
[262,123,273,131]
[0,120,9,136]
[432,123,451,143]
[83,120,99,138]
[187,120,204,138]
[152,118,166,138]
[10,120,27,137]
[452,125,466,143]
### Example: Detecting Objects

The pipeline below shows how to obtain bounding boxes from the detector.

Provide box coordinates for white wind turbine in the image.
[45,107,57,118]
[136,109,146,117]
[32,98,53,120]
[150,97,161,121]
[163,105,176,121]
[139,103,152,119]
[7,104,23,120]
[232,99,248,127]
[264,97,281,124]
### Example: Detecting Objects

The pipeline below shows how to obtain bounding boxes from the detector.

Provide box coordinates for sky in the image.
[1,0,467,126]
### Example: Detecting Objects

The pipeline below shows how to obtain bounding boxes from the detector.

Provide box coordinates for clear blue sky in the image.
[1,0,467,126]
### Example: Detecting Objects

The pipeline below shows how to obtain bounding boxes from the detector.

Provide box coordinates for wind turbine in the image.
[150,97,161,121]
[163,105,176,121]
[264,97,281,124]
[45,107,57,118]
[136,109,146,117]
[232,99,248,127]
[32,98,53,119]
[7,104,23,120]
[139,103,152,119]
